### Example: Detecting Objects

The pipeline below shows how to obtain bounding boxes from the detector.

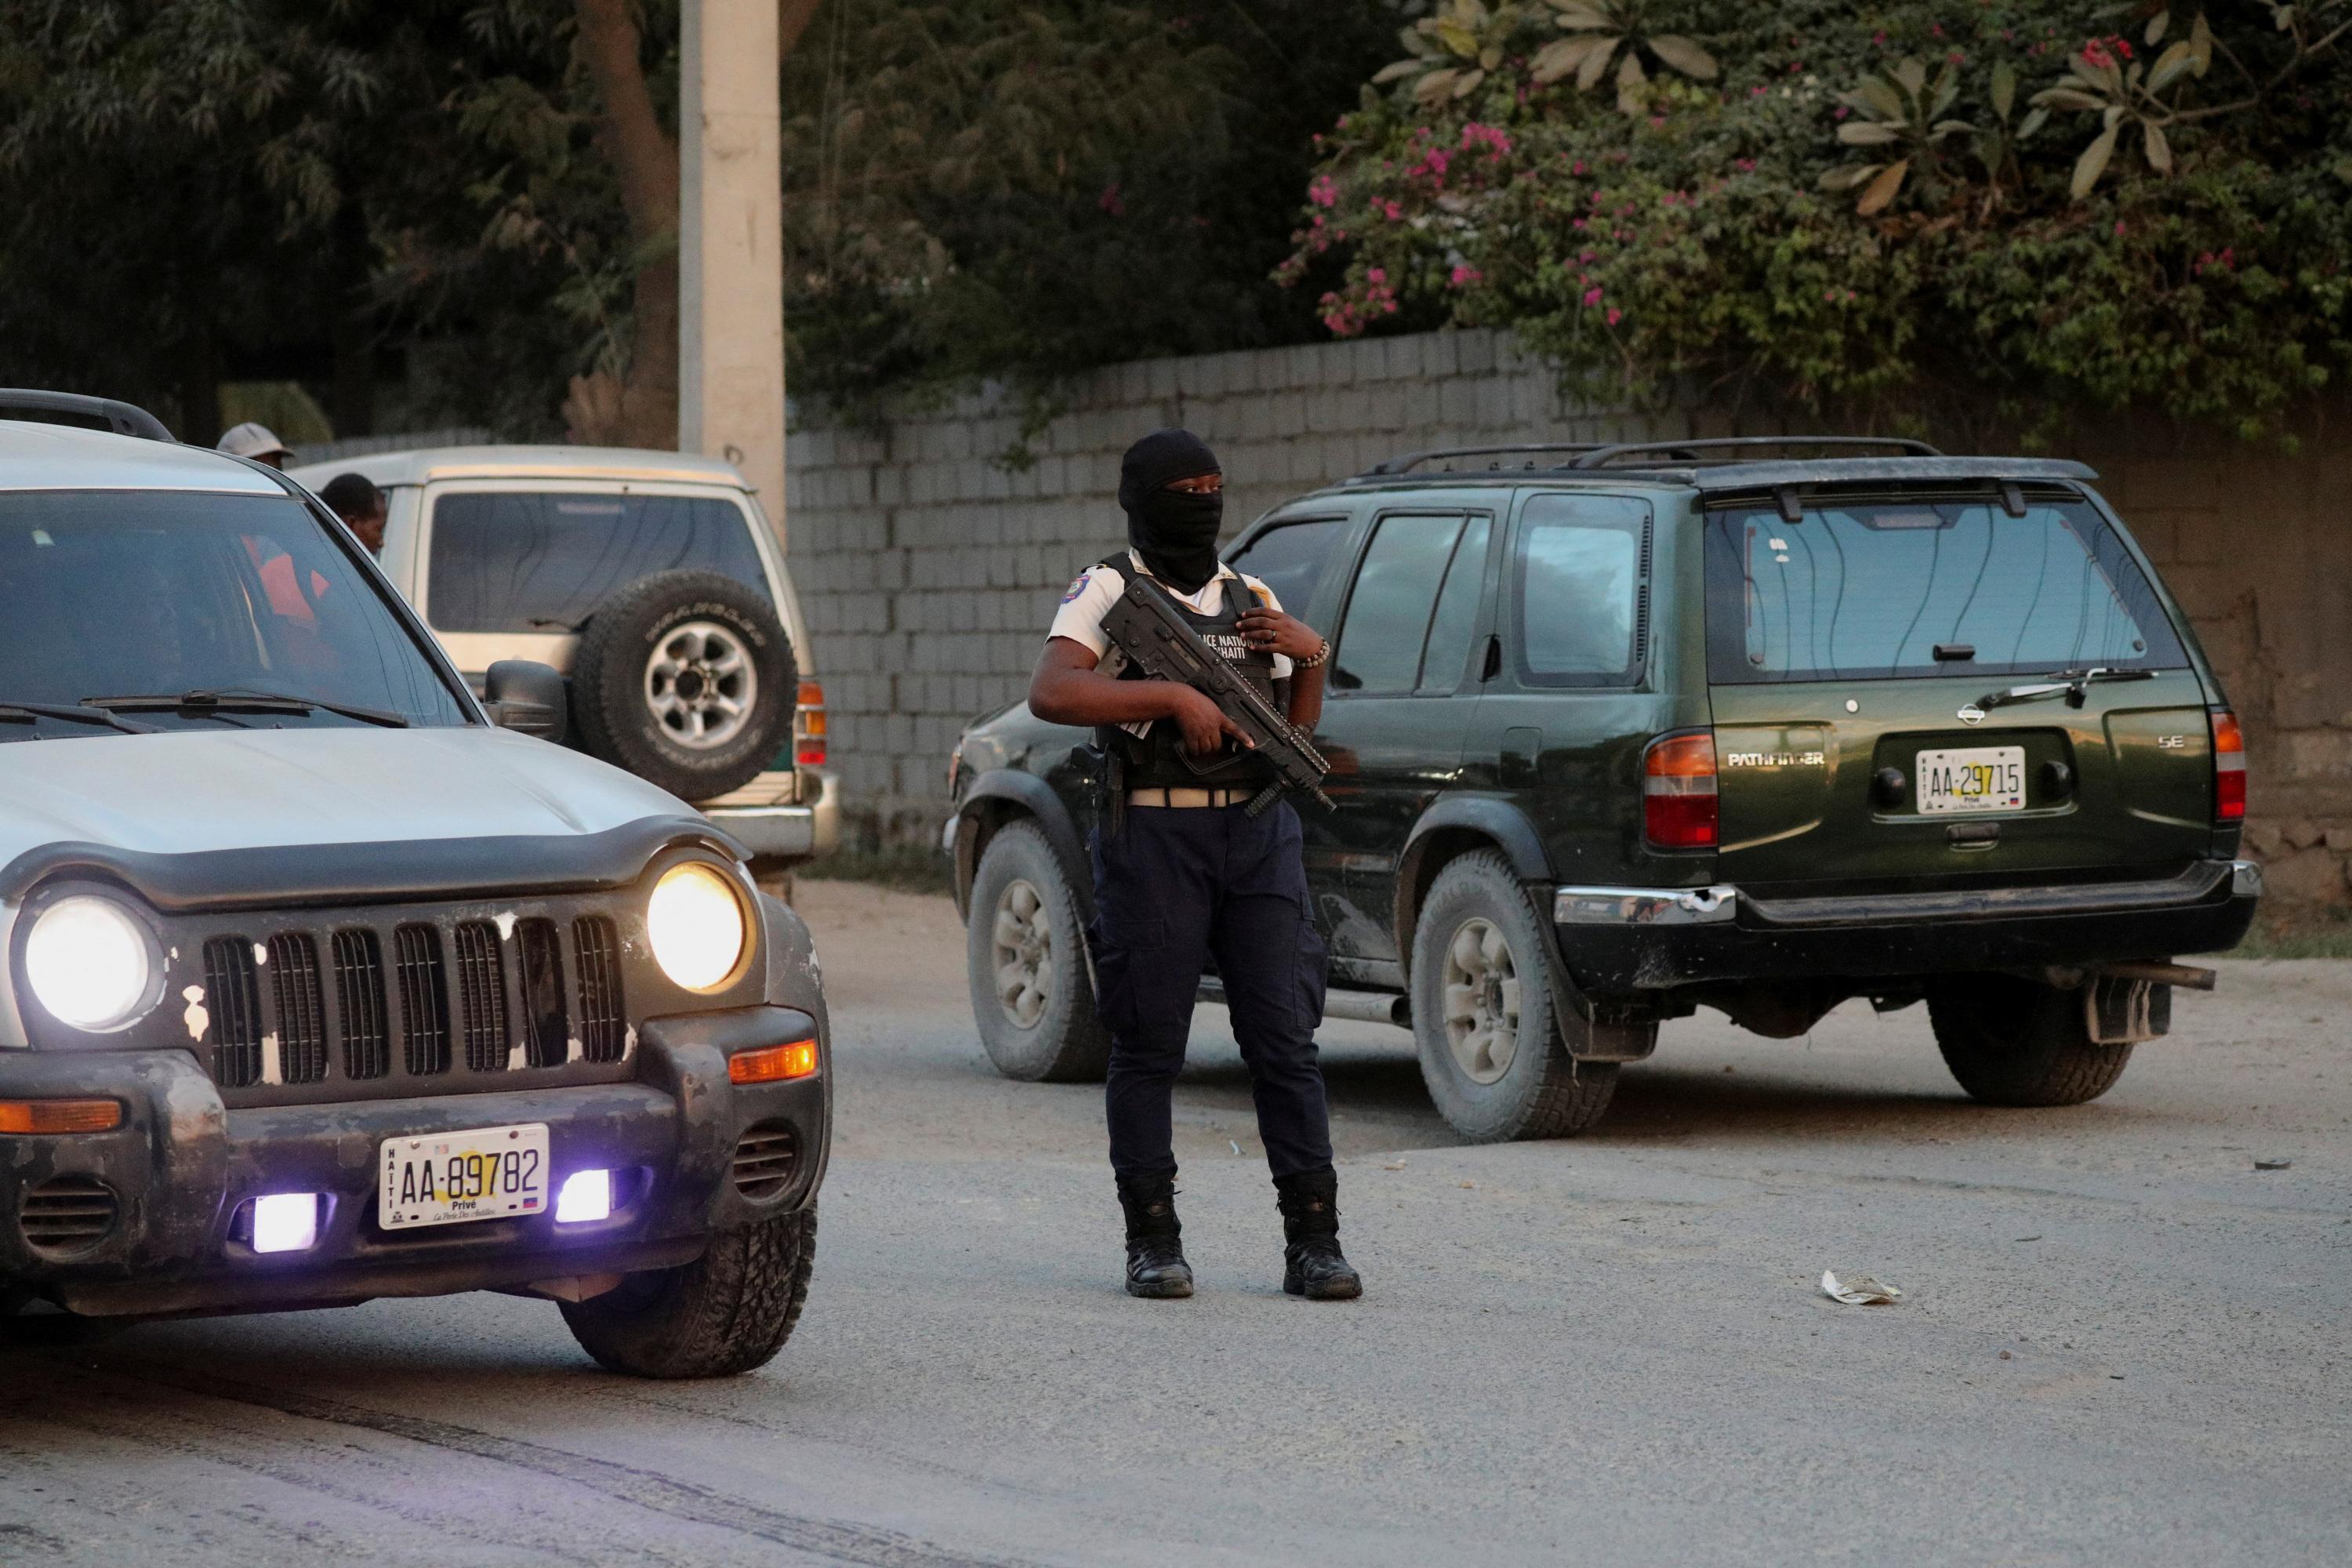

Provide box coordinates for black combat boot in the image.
[1116,1174,1194,1298]
[1274,1171,1363,1301]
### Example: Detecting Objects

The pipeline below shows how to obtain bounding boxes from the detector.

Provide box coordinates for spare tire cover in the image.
[570,568,796,801]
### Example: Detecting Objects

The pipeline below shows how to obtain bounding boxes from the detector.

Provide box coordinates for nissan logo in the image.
[1957,703,1987,726]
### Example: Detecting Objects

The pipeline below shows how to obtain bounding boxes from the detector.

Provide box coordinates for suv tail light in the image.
[2211,708,2245,823]
[1644,732,1719,850]
[795,680,827,768]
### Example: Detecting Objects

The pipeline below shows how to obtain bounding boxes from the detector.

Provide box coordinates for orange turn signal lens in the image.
[796,680,828,767]
[0,1098,122,1134]
[728,1038,818,1085]
[2211,708,2246,823]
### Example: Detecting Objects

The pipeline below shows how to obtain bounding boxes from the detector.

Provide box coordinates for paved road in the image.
[4,880,2347,1566]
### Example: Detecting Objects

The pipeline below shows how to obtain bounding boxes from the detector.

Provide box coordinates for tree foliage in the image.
[1284,0,2352,438]
[0,0,1402,441]
[779,1,1403,411]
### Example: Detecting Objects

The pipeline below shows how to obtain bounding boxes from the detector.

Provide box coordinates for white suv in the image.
[289,445,837,871]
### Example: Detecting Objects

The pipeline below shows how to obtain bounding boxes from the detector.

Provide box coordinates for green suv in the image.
[943,438,2259,1141]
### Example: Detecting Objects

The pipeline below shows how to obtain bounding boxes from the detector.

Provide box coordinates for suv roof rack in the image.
[0,389,175,443]
[1570,436,1941,468]
[1359,435,1947,481]
[1363,442,1605,476]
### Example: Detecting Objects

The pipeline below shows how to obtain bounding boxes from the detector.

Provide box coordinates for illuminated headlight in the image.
[23,895,158,1032]
[647,862,747,992]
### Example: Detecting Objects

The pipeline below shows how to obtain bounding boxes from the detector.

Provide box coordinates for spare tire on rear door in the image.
[571,568,795,801]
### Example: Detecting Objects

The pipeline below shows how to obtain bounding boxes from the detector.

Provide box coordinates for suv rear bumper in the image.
[1553,860,2262,993]
[699,767,839,863]
[0,1005,826,1319]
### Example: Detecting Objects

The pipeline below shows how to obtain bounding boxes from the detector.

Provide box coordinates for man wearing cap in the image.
[1027,429,1363,1303]
[216,422,292,469]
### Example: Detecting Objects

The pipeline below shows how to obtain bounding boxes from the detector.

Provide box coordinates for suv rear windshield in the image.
[0,491,470,728]
[1703,495,2186,684]
[427,490,768,634]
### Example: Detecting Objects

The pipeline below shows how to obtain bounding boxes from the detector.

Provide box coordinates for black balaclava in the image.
[1119,428,1223,593]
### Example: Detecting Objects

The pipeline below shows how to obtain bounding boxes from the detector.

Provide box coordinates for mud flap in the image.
[1542,940,1657,1063]
[2085,977,2171,1044]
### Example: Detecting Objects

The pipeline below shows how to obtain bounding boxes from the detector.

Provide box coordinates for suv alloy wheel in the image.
[1410,851,1617,1141]
[964,821,1109,1082]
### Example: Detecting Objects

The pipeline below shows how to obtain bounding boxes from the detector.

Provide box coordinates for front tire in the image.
[1410,851,1617,1141]
[1929,976,2134,1107]
[966,819,1109,1082]
[561,1207,816,1379]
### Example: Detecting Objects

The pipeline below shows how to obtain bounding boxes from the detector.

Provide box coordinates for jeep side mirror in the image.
[484,659,569,745]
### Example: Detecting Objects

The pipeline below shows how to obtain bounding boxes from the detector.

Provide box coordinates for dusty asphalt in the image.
[2,879,2347,1567]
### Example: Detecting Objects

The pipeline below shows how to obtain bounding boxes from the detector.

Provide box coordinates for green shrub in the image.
[1283,1,2352,438]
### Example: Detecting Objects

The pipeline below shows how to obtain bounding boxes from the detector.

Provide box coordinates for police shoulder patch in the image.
[1061,571,1091,604]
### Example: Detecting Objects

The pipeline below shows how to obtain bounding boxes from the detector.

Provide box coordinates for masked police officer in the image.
[1027,429,1362,1302]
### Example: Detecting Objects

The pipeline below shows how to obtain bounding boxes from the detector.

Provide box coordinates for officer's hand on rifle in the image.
[1236,607,1323,662]
[1168,685,1253,756]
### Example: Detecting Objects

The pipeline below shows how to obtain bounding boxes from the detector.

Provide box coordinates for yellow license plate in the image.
[1915,746,2026,815]
[379,1122,550,1229]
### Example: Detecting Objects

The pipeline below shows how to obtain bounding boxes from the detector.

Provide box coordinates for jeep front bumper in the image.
[1553,859,2262,993]
[0,1005,826,1318]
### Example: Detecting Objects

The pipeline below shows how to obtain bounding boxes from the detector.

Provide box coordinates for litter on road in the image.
[1820,1270,1904,1305]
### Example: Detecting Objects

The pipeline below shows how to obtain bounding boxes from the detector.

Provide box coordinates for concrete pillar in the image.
[680,0,788,545]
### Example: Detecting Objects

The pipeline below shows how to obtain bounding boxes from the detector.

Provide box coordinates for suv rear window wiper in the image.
[81,688,410,728]
[1979,667,2158,711]
[0,699,157,735]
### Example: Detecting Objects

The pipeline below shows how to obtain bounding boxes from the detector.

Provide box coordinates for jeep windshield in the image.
[1703,494,2187,683]
[0,489,470,733]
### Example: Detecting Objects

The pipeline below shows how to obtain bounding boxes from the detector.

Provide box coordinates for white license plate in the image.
[1915,746,2027,815]
[379,1122,550,1230]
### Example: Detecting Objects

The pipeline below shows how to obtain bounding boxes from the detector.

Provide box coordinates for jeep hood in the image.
[0,726,696,873]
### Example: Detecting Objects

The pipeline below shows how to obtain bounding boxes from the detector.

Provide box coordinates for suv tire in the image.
[967,820,1109,1082]
[1410,851,1617,1141]
[572,569,795,801]
[1928,977,2135,1107]
[561,1206,816,1378]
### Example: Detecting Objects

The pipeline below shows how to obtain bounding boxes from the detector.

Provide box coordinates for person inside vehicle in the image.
[216,421,292,470]
[318,472,387,555]
[1026,427,1359,1304]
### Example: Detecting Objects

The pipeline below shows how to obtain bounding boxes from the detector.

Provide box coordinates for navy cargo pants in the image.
[1090,800,1334,1182]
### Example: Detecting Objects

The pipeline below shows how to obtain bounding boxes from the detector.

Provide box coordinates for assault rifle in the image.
[1099,575,1335,818]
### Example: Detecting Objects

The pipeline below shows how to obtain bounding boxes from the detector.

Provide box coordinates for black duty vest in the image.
[1095,557,1279,791]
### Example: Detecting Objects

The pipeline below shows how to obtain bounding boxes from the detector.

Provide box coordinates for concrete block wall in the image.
[785,329,2352,911]
[2084,427,2352,908]
[783,329,1691,847]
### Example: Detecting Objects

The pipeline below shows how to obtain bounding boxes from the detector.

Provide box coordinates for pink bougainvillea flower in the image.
[1606,307,1622,325]
[1583,286,1604,307]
